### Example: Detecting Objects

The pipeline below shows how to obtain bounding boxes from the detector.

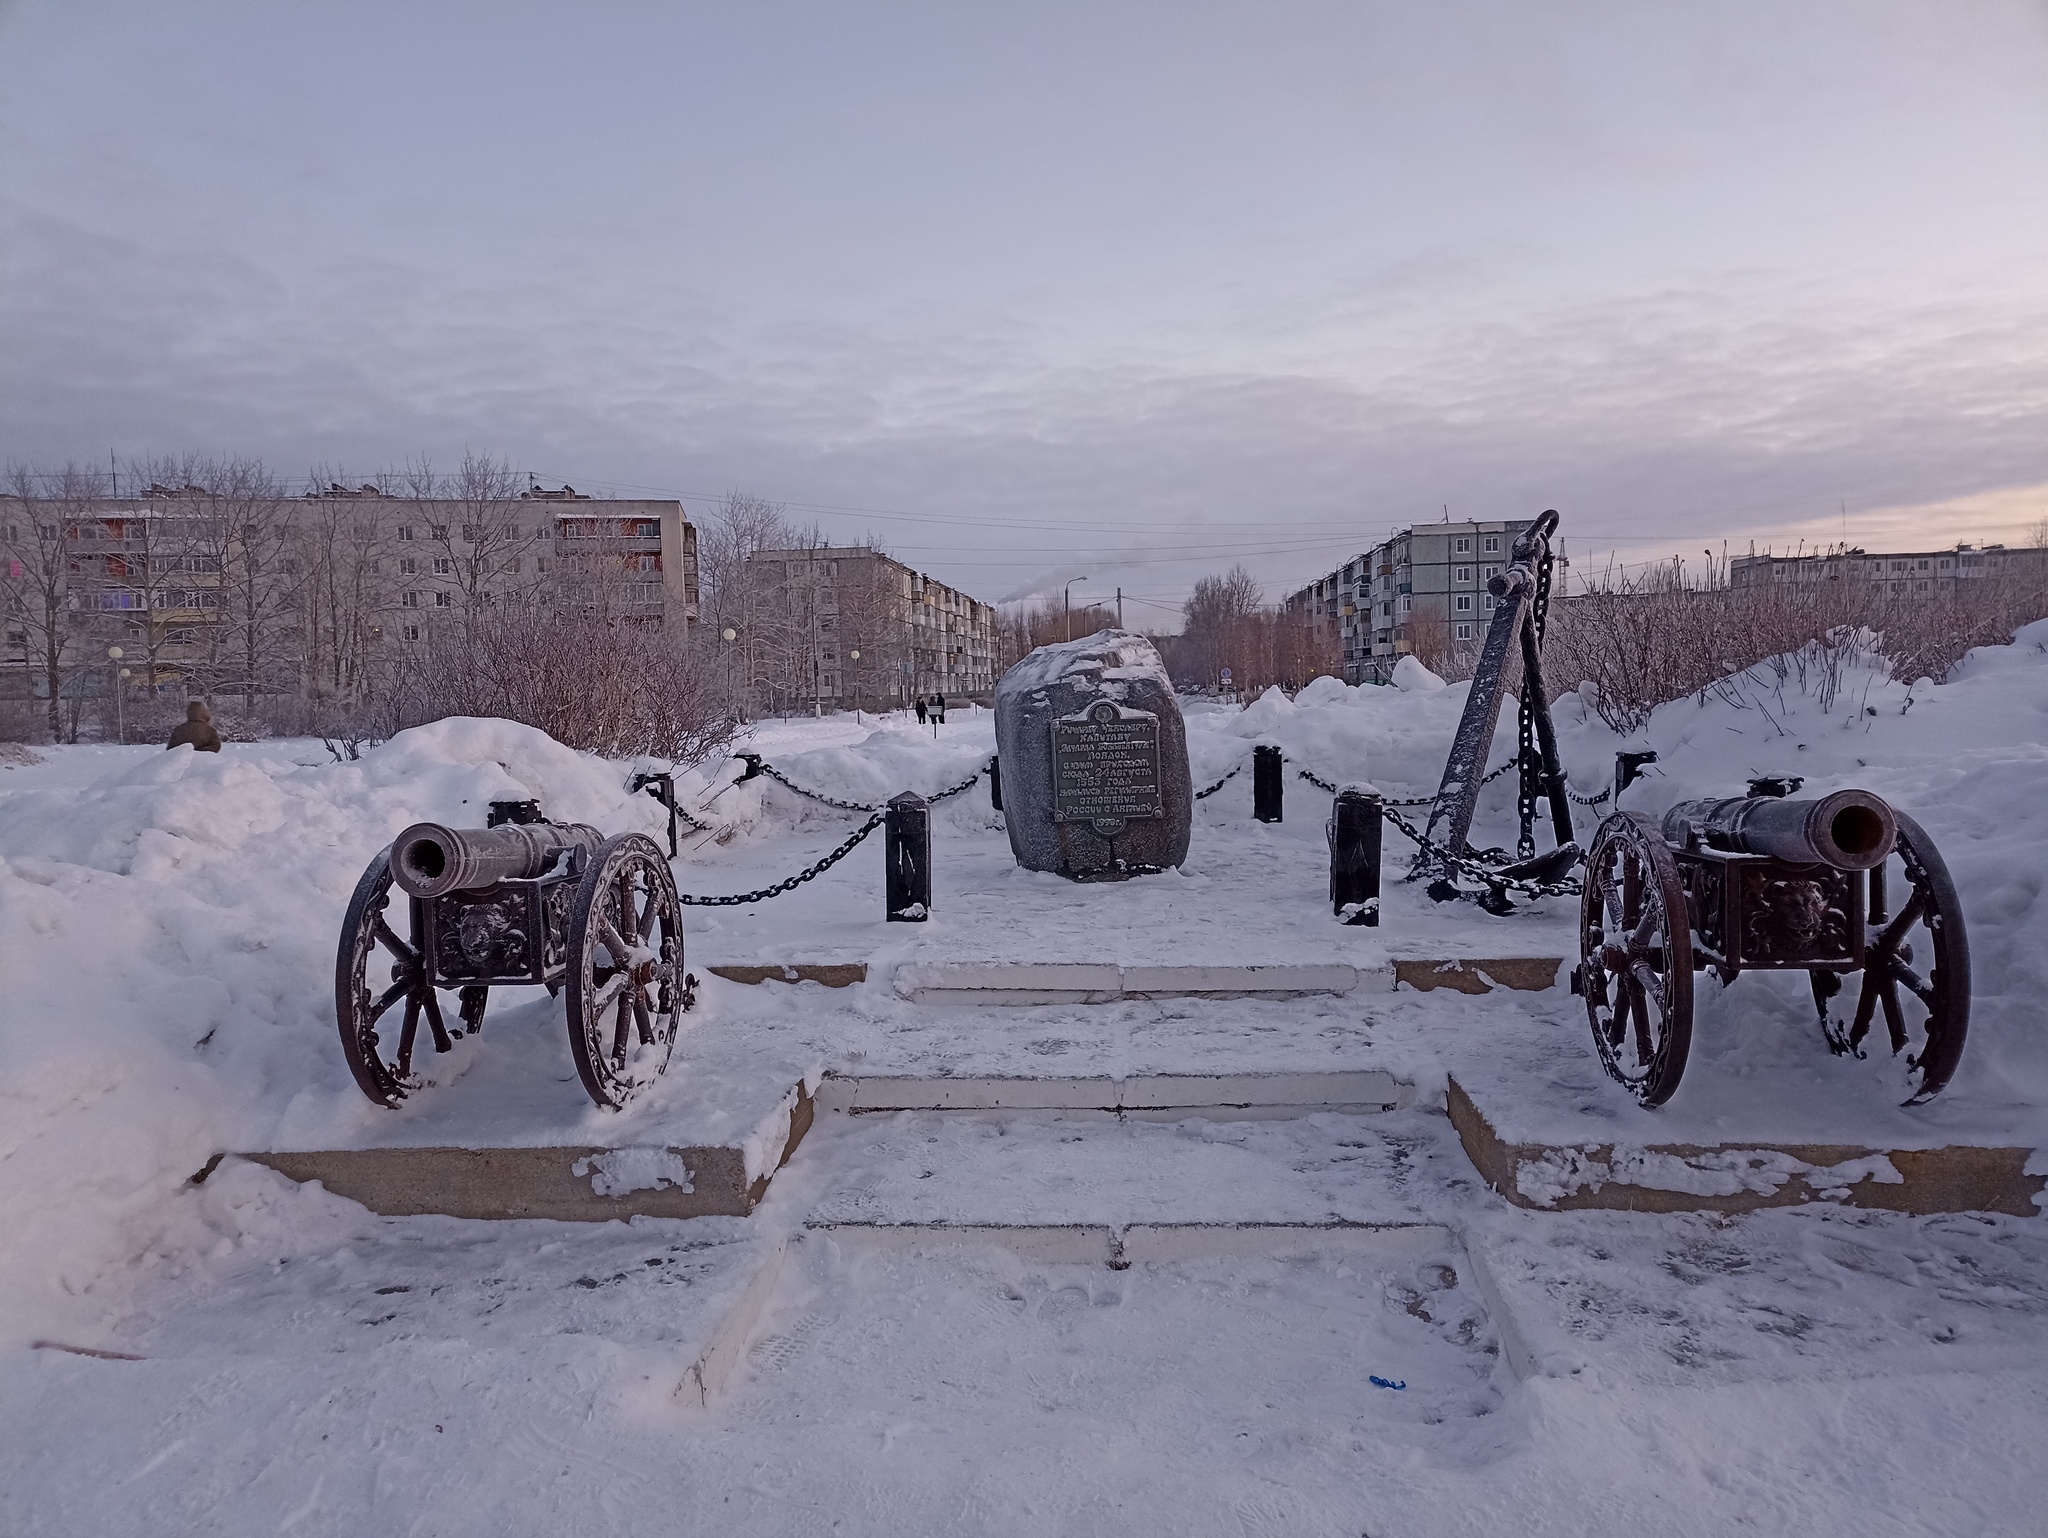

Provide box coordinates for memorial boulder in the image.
[993,629,1192,880]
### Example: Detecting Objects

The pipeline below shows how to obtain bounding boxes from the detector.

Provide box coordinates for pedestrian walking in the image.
[914,697,928,725]
[934,692,947,726]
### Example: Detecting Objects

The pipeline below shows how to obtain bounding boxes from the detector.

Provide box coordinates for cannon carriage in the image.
[335,800,692,1110]
[1572,779,1969,1108]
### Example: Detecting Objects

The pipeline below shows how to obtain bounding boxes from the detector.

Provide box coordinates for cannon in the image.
[335,800,691,1110]
[1572,777,1969,1108]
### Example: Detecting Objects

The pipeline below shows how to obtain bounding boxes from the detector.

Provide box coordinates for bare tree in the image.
[401,453,540,620]
[2,463,105,740]
[697,491,796,715]
[291,471,397,712]
[1179,565,1265,689]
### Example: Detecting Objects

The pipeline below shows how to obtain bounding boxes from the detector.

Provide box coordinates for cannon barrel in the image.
[1660,789,1897,871]
[389,819,605,898]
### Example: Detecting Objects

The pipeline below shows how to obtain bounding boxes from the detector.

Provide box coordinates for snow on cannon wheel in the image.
[1573,780,1971,1108]
[333,806,690,1111]
[1576,813,1694,1107]
[564,833,687,1110]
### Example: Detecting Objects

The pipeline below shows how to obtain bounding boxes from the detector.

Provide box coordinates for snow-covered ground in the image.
[6,629,2048,1534]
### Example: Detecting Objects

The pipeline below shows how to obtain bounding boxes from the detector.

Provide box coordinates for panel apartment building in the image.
[737,545,998,712]
[2,483,698,698]
[1287,517,1536,684]
[1729,541,2047,596]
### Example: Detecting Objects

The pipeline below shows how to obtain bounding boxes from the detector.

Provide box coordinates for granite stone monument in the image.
[993,629,1192,880]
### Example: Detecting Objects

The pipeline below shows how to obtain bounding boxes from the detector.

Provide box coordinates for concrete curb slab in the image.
[242,1082,816,1222]
[1447,1076,2044,1217]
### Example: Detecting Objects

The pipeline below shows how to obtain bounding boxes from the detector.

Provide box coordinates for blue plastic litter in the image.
[1368,1375,1406,1391]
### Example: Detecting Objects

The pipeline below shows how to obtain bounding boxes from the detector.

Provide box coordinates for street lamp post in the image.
[848,649,862,723]
[721,628,739,721]
[107,646,125,744]
[1063,576,1088,642]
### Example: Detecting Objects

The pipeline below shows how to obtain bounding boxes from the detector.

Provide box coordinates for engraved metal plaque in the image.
[1052,701,1163,826]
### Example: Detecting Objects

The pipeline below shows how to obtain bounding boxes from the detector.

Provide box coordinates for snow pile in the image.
[0,718,668,1344]
[1182,667,1524,804]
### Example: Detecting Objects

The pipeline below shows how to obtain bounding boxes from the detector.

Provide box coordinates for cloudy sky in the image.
[4,2,2046,617]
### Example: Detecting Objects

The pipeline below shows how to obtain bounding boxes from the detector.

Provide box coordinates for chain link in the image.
[1378,802,1582,898]
[1289,754,1520,808]
[757,758,986,812]
[927,767,985,802]
[675,812,885,906]
[758,763,885,812]
[1194,762,1245,799]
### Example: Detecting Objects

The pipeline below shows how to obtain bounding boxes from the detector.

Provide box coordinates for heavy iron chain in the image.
[1194,763,1244,799]
[1378,801,1582,899]
[674,811,885,906]
[757,759,986,812]
[758,763,885,813]
[1514,544,1558,860]
[1294,755,1519,807]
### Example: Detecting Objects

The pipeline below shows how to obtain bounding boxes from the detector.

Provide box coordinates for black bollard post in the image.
[1252,744,1283,823]
[629,771,680,857]
[1613,750,1658,805]
[1328,786,1382,926]
[885,790,931,922]
[988,754,1002,812]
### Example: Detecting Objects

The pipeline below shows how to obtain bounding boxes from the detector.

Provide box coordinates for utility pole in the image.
[1116,587,1123,627]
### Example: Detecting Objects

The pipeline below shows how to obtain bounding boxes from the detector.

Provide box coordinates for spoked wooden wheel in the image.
[335,848,473,1107]
[1816,811,1970,1105]
[1579,814,1694,1106]
[566,833,685,1110]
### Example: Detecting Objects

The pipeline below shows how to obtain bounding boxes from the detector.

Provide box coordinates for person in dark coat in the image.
[914,696,928,725]
[166,700,222,752]
[934,692,947,725]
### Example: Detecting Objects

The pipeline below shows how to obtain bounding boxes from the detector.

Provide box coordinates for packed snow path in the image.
[9,1118,2048,1537]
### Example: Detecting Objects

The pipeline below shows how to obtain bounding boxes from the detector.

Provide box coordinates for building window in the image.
[1454,566,1472,583]
[461,524,479,542]
[396,526,414,542]
[401,590,420,608]
[399,557,417,576]
[1483,536,1500,553]
[1399,594,1410,613]
[1482,565,1499,580]
[433,557,451,575]
[435,591,452,607]
[1455,623,1473,640]
[504,557,521,574]
[1481,594,1496,612]
[1453,537,1471,553]
[402,623,420,641]
[1454,594,1473,612]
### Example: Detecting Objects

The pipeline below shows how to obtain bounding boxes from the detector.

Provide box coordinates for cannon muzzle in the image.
[1660,788,1896,871]
[389,819,605,898]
